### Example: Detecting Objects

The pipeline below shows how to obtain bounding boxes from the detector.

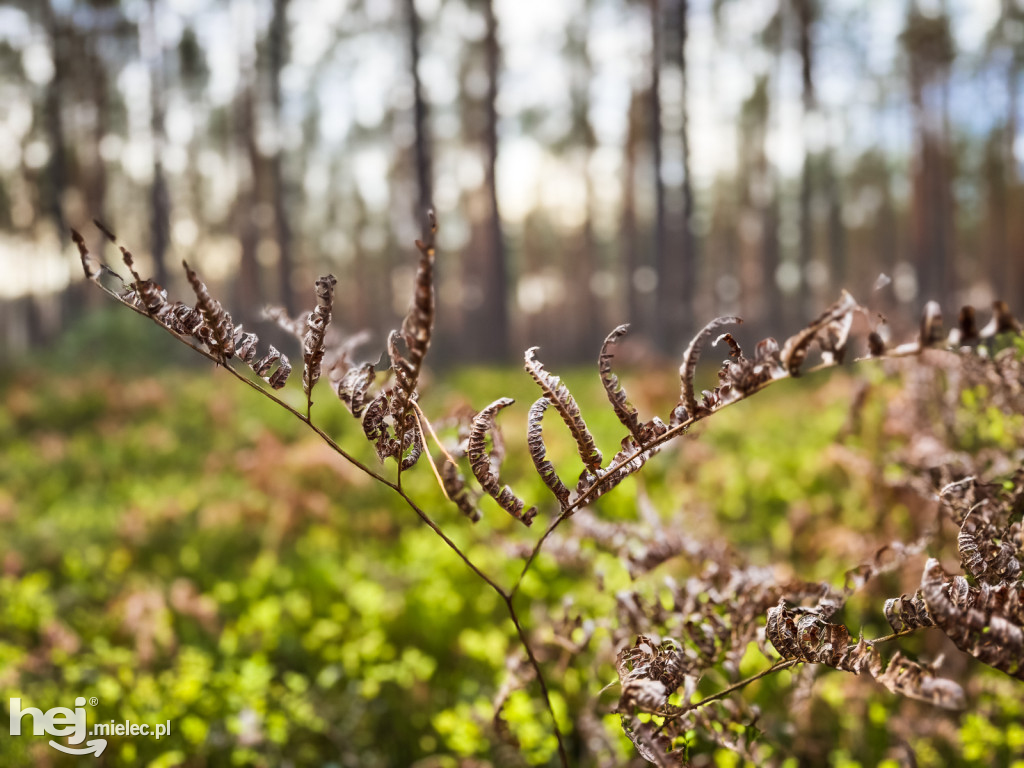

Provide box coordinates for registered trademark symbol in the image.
[89,697,99,707]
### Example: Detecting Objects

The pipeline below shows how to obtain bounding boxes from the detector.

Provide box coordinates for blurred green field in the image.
[2,309,1022,767]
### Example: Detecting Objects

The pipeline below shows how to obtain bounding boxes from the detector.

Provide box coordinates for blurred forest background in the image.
[0,0,1022,361]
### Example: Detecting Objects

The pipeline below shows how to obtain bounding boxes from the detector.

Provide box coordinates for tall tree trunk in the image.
[40,0,70,344]
[903,7,955,309]
[649,0,667,349]
[1005,53,1022,307]
[145,0,171,289]
[825,153,846,289]
[405,0,433,225]
[677,0,696,340]
[657,0,696,345]
[234,81,263,323]
[566,8,601,355]
[478,0,509,359]
[41,0,68,248]
[795,0,816,310]
[81,34,110,313]
[621,89,643,331]
[268,0,295,314]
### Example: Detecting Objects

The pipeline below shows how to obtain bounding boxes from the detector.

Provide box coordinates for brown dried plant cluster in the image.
[72,215,1023,766]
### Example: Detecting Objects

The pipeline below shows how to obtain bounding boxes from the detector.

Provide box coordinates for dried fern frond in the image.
[73,227,130,291]
[263,305,308,339]
[575,436,652,503]
[779,290,861,376]
[335,362,377,418]
[361,391,393,461]
[766,600,964,709]
[884,593,935,633]
[301,275,337,412]
[919,300,944,347]
[957,504,1022,585]
[921,558,1024,679]
[90,221,173,317]
[615,634,695,715]
[386,213,437,446]
[442,459,481,522]
[982,300,1021,337]
[873,651,965,710]
[526,397,572,507]
[467,398,537,526]
[598,325,666,445]
[355,214,438,470]
[678,316,742,418]
[438,408,484,522]
[524,347,603,471]
[766,600,868,673]
[401,210,437,380]
[251,343,292,390]
[183,260,235,360]
[842,538,929,597]
[620,716,687,767]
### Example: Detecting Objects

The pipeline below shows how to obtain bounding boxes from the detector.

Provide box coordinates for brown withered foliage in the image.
[74,213,1024,767]
[468,398,537,526]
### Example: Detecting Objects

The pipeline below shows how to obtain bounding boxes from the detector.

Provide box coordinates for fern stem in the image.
[505,593,570,767]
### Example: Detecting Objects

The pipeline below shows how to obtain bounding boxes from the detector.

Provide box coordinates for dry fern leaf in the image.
[957,505,1022,585]
[302,275,337,410]
[952,305,979,346]
[842,538,929,597]
[397,421,423,470]
[697,334,786,412]
[884,593,934,633]
[766,600,964,709]
[387,214,437,427]
[86,222,173,316]
[981,300,1021,337]
[921,558,1024,679]
[575,436,652,503]
[438,408,484,522]
[72,228,102,281]
[250,343,292,389]
[873,651,965,710]
[359,390,420,469]
[263,305,308,339]
[441,459,481,522]
[183,260,235,360]
[615,635,694,715]
[526,397,572,507]
[779,290,860,376]
[920,300,944,347]
[599,325,667,445]
[401,210,437,381]
[78,225,293,389]
[96,222,172,318]
[766,600,870,673]
[363,215,438,469]
[335,362,376,418]
[678,316,742,417]
[524,347,603,471]
[73,227,133,295]
[467,398,537,526]
[620,716,688,767]
[362,391,399,463]
[226,325,293,390]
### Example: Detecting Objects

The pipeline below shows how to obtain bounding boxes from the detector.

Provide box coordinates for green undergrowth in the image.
[0,345,1019,766]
